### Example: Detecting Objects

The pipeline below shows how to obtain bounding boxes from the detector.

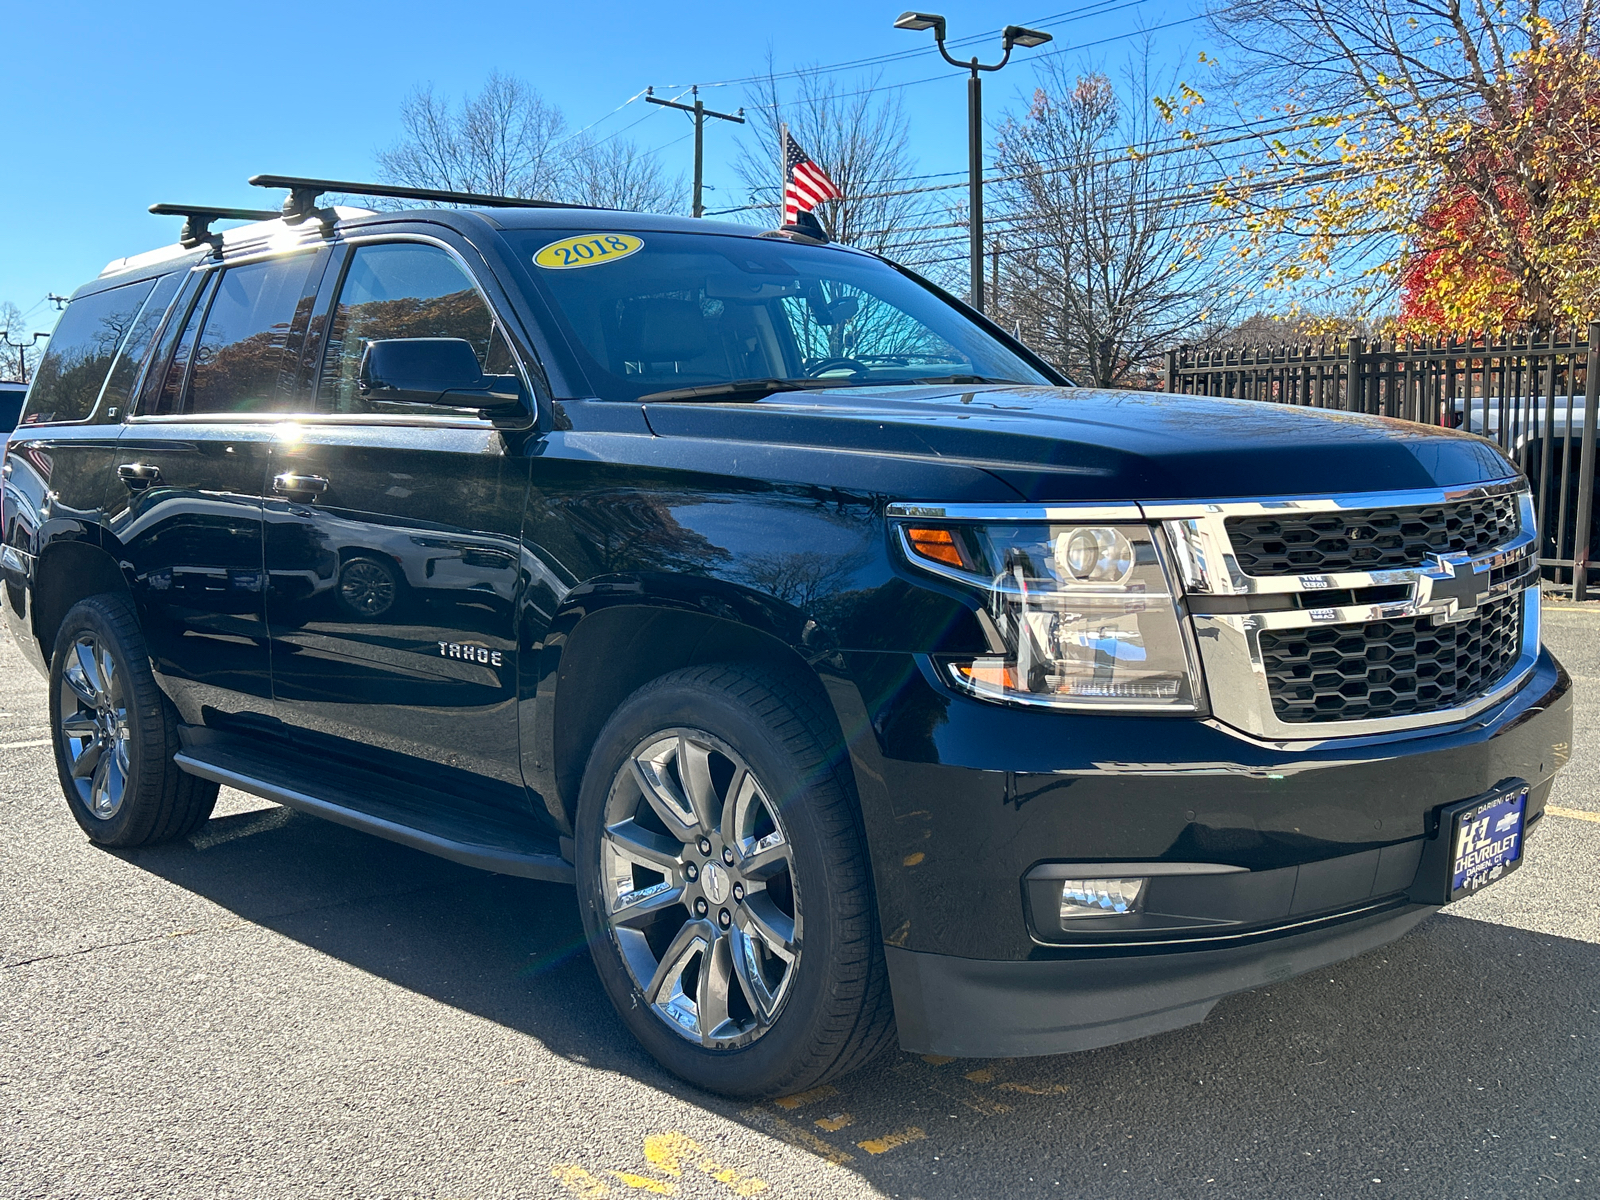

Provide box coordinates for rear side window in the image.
[189,253,322,414]
[317,243,503,415]
[147,252,321,416]
[149,274,217,416]
[96,272,185,418]
[19,279,157,424]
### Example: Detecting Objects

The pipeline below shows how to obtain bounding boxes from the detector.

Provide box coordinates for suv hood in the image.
[640,384,1517,501]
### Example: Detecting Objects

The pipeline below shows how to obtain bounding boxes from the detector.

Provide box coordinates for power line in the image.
[583,0,1192,164]
[550,87,653,148]
[654,0,1156,92]
[708,86,1448,220]
[727,13,1203,114]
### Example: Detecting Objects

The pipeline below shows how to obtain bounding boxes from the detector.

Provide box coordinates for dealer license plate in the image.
[1447,783,1529,900]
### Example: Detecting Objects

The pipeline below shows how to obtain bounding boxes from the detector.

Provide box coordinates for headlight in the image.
[899,521,1204,711]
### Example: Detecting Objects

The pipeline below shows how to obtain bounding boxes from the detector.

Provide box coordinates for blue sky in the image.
[0,0,1206,334]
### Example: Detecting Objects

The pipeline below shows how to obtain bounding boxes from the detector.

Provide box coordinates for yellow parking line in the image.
[739,1108,854,1165]
[772,1084,836,1111]
[857,1126,927,1155]
[1547,805,1600,823]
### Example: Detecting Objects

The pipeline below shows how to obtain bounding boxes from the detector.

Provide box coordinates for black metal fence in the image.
[1165,323,1600,598]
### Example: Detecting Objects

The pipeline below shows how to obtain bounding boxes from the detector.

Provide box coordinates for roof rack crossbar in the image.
[248,174,600,223]
[149,203,282,248]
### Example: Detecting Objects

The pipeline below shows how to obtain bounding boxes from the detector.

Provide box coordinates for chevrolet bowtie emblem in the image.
[1412,553,1490,621]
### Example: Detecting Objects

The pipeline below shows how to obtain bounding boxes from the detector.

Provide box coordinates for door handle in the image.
[272,472,330,500]
[116,462,162,490]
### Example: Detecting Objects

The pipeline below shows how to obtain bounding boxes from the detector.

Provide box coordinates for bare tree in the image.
[989,53,1233,386]
[378,72,567,198]
[0,302,41,383]
[377,72,684,212]
[732,62,935,258]
[564,134,683,212]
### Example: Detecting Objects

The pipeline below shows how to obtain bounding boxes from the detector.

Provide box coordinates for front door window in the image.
[317,243,511,415]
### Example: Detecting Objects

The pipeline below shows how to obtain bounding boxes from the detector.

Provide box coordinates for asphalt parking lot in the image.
[3,605,1599,1200]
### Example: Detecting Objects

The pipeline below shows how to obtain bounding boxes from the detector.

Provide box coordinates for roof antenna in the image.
[149,204,281,249]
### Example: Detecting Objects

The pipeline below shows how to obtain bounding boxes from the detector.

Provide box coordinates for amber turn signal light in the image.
[906,526,966,569]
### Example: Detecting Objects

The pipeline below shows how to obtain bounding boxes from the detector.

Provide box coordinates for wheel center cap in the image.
[702,861,729,905]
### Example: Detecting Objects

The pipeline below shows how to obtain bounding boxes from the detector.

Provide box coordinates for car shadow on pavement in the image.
[123,803,1599,1200]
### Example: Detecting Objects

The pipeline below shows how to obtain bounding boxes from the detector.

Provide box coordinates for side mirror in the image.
[357,338,530,427]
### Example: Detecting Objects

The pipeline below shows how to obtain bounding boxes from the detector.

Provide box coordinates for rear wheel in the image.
[575,664,895,1097]
[49,593,217,846]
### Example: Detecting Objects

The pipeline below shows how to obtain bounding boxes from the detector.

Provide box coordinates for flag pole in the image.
[778,123,788,223]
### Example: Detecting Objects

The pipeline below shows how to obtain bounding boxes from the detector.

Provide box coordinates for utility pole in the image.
[647,86,745,218]
[46,294,69,311]
[2,330,49,385]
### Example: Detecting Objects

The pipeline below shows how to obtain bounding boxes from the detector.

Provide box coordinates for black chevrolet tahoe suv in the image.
[1,180,1572,1099]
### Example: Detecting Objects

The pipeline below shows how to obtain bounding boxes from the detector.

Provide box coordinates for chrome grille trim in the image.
[1175,484,1539,740]
[1148,477,1528,597]
[1225,493,1520,576]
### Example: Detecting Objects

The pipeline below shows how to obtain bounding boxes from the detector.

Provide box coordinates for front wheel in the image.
[575,664,895,1097]
[337,555,401,619]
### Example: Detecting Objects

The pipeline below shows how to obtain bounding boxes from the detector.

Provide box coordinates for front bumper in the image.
[886,899,1437,1057]
[829,644,1572,1057]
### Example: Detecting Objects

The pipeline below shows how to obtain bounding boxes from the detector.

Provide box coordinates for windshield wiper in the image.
[905,374,1013,386]
[638,378,859,404]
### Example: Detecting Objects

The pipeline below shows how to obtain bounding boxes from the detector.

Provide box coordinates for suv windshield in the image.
[509,229,1054,401]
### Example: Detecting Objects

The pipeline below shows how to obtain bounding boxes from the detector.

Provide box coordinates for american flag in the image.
[782,129,842,225]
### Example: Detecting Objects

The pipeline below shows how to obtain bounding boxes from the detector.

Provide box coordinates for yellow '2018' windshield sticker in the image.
[534,233,643,269]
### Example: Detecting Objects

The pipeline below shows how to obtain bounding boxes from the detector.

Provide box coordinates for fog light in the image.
[1059,878,1147,922]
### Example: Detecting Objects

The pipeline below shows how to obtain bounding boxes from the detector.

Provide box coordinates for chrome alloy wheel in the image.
[57,634,132,821]
[601,730,802,1049]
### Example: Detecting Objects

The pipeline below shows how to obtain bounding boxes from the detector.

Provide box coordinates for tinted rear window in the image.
[20,279,158,424]
[97,272,185,418]
[187,253,321,414]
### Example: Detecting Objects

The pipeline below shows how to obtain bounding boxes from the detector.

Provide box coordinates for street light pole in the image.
[967,63,983,312]
[894,13,1052,315]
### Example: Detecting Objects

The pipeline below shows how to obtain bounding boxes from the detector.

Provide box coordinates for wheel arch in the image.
[538,599,849,833]
[31,536,134,666]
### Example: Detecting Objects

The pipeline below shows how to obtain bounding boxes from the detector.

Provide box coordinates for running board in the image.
[174,732,574,886]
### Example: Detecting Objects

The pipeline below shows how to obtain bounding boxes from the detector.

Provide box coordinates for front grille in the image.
[1226,494,1521,576]
[1256,594,1524,723]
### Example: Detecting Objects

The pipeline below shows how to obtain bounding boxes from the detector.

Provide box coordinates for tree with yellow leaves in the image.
[1196,0,1600,332]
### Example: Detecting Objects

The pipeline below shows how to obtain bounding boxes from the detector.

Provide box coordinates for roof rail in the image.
[149,204,282,248]
[248,174,600,224]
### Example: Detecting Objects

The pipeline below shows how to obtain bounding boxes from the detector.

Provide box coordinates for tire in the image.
[48,593,218,847]
[337,555,401,619]
[575,663,896,1098]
